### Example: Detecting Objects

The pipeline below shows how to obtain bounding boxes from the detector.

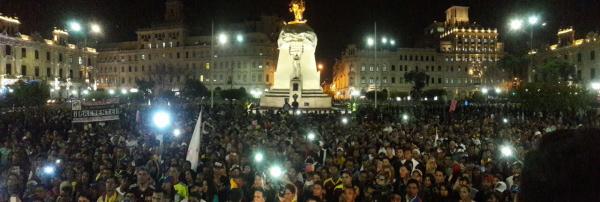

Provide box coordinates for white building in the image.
[96,0,281,93]
[0,14,97,98]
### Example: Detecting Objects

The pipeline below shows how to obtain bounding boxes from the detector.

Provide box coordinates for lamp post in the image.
[366,24,396,108]
[509,15,545,82]
[67,20,102,86]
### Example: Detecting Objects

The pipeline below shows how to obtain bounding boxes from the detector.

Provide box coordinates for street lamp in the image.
[366,37,375,47]
[90,23,102,34]
[495,87,502,94]
[481,87,489,94]
[528,15,539,25]
[108,89,115,95]
[236,34,244,43]
[509,19,523,31]
[218,33,228,45]
[68,21,82,32]
[590,82,600,90]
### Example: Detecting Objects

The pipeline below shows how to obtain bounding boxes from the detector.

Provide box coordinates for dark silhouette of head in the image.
[521,129,600,201]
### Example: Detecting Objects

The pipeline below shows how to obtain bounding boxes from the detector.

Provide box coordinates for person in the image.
[251,189,267,202]
[400,148,420,172]
[97,176,122,202]
[454,176,477,200]
[128,167,155,201]
[167,166,189,201]
[521,129,600,201]
[340,187,358,202]
[279,183,297,202]
[404,179,422,202]
[457,185,474,202]
[323,166,341,202]
[305,183,325,202]
[431,185,451,202]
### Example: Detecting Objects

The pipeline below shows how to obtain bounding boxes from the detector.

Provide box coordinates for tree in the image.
[537,57,576,83]
[181,79,208,99]
[498,54,528,79]
[7,80,50,106]
[511,82,594,112]
[423,89,448,101]
[404,71,429,98]
[365,89,388,101]
[220,88,248,100]
[135,79,155,97]
[88,89,110,100]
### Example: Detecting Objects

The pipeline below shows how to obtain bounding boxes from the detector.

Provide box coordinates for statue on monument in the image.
[288,0,307,24]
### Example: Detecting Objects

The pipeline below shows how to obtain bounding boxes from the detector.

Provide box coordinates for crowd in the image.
[0,101,596,202]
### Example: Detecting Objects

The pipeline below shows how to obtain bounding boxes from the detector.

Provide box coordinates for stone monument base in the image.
[260,89,331,109]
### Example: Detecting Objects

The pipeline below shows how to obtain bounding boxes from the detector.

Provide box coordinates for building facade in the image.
[332,6,506,100]
[96,0,280,93]
[0,14,97,98]
[531,28,600,84]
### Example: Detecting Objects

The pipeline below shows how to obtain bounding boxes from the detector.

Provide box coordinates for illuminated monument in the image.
[260,0,332,109]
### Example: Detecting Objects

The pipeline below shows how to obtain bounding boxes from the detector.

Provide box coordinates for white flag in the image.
[186,109,203,171]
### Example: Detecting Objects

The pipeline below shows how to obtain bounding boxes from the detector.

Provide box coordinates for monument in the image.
[260,0,332,109]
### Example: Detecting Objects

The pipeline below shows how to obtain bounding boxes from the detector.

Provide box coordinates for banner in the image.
[72,98,120,123]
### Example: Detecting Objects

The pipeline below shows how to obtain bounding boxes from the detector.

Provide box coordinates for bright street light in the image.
[307,132,316,141]
[500,145,513,157]
[218,33,228,45]
[153,111,172,129]
[381,37,388,44]
[108,89,115,95]
[366,37,375,47]
[591,82,600,90]
[71,90,78,95]
[82,89,89,95]
[341,117,348,124]
[495,87,502,94]
[481,87,489,94]
[254,152,264,163]
[318,64,324,70]
[121,88,128,95]
[173,128,182,137]
[528,15,539,25]
[236,34,244,43]
[503,118,509,124]
[90,23,102,34]
[390,39,396,46]
[509,19,524,31]
[69,21,82,32]
[269,165,284,179]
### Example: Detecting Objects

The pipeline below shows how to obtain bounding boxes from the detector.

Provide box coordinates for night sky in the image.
[2,0,599,80]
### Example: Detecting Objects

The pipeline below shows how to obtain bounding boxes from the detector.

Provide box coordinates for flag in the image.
[186,109,203,171]
[449,99,458,112]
